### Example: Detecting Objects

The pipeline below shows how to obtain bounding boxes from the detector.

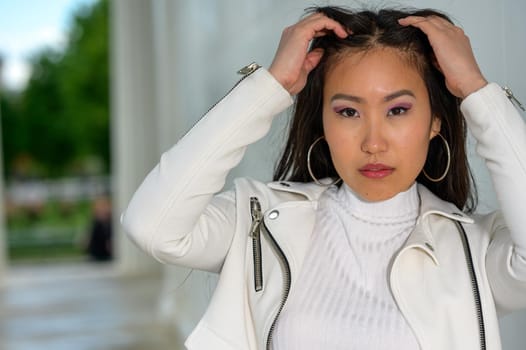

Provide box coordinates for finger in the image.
[315,19,349,38]
[304,48,324,73]
[399,15,427,25]
[313,30,335,38]
[398,15,454,32]
[301,14,349,38]
[400,15,468,48]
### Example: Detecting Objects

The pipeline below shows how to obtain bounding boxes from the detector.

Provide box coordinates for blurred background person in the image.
[86,195,112,261]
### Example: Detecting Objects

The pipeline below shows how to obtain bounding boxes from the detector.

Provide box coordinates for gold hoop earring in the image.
[422,133,451,183]
[307,136,341,186]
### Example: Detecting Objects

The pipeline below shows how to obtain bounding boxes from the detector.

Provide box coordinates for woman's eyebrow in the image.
[330,89,415,103]
[384,89,415,101]
[330,94,364,103]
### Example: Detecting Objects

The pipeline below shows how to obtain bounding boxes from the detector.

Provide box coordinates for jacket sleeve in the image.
[120,68,293,272]
[460,83,526,312]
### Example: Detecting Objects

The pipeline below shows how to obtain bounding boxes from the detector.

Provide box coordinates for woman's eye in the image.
[387,106,409,116]
[337,107,359,118]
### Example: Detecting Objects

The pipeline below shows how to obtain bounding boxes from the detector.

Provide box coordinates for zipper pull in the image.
[250,197,264,292]
[503,86,525,111]
[249,197,262,238]
[237,62,261,76]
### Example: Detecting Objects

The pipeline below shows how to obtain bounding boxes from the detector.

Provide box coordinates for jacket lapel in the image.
[390,185,481,350]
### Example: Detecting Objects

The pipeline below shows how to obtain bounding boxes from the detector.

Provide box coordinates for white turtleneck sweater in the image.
[272,182,421,350]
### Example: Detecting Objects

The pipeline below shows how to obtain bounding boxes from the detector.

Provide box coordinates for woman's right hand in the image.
[268,13,348,96]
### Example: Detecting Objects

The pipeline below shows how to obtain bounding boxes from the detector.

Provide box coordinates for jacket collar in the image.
[267,180,328,202]
[267,180,475,264]
[268,179,473,221]
[413,184,474,264]
[416,184,473,223]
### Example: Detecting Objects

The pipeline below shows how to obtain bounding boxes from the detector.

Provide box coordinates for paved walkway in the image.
[0,262,178,350]
[2,261,526,350]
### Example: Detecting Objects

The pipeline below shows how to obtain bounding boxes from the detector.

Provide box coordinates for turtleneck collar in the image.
[327,182,420,225]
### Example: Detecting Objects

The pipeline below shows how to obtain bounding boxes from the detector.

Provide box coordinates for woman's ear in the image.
[429,116,442,139]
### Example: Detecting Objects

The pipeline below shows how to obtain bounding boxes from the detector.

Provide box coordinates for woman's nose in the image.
[360,122,388,154]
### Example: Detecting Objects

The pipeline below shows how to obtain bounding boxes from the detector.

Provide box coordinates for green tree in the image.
[59,0,110,173]
[0,91,28,177]
[2,0,109,179]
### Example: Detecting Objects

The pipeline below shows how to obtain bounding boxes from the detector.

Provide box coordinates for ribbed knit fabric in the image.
[272,183,421,350]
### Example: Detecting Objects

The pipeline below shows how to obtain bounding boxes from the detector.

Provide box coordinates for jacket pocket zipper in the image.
[249,197,292,347]
[262,219,291,350]
[250,197,263,292]
[454,220,486,350]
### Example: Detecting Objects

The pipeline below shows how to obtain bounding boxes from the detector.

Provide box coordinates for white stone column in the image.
[149,2,218,345]
[110,0,161,275]
[0,55,8,286]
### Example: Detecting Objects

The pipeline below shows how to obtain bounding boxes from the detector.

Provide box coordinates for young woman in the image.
[122,7,526,350]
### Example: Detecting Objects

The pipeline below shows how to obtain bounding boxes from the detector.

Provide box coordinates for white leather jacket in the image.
[122,68,526,350]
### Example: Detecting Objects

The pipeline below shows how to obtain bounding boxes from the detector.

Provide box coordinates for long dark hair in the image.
[273,6,477,212]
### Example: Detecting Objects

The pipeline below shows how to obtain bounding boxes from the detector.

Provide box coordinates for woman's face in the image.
[322,47,441,202]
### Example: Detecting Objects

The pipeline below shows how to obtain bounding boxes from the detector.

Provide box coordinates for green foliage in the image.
[8,244,85,262]
[7,199,91,229]
[7,200,92,261]
[1,0,109,179]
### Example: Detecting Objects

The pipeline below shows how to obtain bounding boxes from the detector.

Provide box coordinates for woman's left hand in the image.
[398,15,488,99]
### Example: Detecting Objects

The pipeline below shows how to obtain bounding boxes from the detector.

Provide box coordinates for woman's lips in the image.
[359,163,394,179]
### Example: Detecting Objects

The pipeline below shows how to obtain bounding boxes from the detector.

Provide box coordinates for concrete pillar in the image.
[151,0,183,151]
[0,56,8,286]
[110,0,161,275]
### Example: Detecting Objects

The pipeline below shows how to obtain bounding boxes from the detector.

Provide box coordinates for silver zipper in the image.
[237,62,262,75]
[503,86,525,111]
[454,220,486,350]
[249,197,292,348]
[261,220,291,350]
[250,197,263,292]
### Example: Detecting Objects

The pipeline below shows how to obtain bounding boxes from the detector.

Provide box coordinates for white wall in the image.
[113,0,526,348]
